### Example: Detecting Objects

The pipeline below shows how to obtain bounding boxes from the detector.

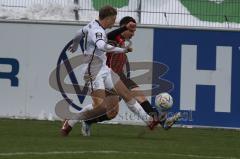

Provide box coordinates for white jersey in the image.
[72,20,126,65]
[81,20,107,63]
[71,20,126,90]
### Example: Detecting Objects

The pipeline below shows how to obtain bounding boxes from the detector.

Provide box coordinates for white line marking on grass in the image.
[0,151,117,156]
[169,153,238,159]
[0,151,237,159]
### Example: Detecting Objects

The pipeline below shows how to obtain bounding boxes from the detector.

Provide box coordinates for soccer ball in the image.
[155,92,173,111]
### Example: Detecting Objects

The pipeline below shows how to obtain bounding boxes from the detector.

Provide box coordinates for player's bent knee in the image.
[106,102,119,119]
[91,90,107,108]
[135,95,147,104]
[92,99,107,108]
[106,108,119,119]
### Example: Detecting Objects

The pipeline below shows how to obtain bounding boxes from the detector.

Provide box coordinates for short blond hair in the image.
[99,5,117,20]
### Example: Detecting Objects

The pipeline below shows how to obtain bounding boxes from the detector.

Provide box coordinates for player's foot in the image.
[163,112,181,130]
[60,119,72,136]
[148,112,168,130]
[148,118,160,130]
[81,121,91,136]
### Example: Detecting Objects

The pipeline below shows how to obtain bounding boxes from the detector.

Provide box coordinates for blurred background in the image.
[0,0,239,28]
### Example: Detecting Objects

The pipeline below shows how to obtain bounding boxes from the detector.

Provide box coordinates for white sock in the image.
[68,104,93,127]
[126,99,151,124]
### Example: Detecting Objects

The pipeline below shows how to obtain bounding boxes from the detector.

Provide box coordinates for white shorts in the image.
[85,66,120,91]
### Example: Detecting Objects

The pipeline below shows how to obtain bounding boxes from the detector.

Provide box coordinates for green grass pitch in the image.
[0,119,240,159]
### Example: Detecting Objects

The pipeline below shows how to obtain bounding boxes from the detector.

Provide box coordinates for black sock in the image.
[85,114,110,125]
[140,101,159,119]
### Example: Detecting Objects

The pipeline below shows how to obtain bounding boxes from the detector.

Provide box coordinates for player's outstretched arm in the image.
[96,40,132,53]
[107,22,136,40]
[68,29,84,53]
[107,26,128,40]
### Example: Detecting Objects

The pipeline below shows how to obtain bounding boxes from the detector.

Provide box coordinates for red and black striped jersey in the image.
[106,35,127,74]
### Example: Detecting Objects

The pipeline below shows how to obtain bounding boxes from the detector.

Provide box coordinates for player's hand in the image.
[127,47,133,52]
[126,22,136,32]
[124,47,133,53]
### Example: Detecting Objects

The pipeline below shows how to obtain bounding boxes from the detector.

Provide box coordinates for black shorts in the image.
[118,72,138,90]
[105,72,138,96]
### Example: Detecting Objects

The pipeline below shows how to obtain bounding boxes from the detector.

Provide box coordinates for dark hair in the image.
[99,5,117,20]
[119,16,136,26]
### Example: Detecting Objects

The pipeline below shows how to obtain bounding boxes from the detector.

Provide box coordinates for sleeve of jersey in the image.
[72,28,85,49]
[96,40,127,53]
[107,26,127,40]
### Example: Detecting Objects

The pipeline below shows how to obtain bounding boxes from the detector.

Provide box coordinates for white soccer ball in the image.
[155,92,173,111]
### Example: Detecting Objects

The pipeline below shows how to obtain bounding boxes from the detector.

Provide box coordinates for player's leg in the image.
[127,77,181,130]
[105,94,119,119]
[118,73,160,129]
[130,87,161,129]
[103,70,154,126]
[81,93,120,136]
[131,87,159,116]
[80,69,153,134]
[81,89,108,136]
[132,88,181,129]
[81,75,156,129]
[118,73,158,117]
[112,79,152,124]
[81,72,154,128]
[61,77,108,136]
[83,94,119,124]
[60,103,94,136]
[61,89,108,136]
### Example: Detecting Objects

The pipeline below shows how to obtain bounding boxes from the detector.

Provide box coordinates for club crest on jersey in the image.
[96,32,102,39]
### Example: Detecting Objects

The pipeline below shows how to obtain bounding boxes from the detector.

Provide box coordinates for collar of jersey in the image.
[95,20,105,30]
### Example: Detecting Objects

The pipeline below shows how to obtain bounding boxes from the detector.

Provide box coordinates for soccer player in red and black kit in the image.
[106,16,162,124]
[80,16,181,136]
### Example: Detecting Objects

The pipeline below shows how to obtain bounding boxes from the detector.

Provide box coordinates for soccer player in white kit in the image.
[61,5,156,136]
